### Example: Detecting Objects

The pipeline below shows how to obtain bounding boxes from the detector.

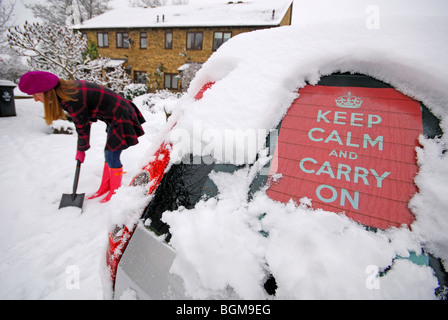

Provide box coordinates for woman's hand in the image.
[76,150,86,163]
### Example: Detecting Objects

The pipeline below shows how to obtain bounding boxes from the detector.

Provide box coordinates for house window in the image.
[116,32,130,48]
[213,32,231,50]
[165,32,173,49]
[164,73,179,90]
[186,32,203,50]
[134,71,147,84]
[97,32,108,47]
[140,32,147,49]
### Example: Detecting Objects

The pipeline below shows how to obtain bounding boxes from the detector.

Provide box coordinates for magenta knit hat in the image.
[19,71,60,95]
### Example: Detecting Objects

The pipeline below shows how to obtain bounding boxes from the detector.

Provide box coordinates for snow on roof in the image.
[105,58,127,68]
[75,0,292,29]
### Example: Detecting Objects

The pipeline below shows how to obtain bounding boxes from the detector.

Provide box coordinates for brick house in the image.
[74,0,293,91]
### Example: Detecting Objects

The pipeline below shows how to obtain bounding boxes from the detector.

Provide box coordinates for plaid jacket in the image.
[60,81,146,152]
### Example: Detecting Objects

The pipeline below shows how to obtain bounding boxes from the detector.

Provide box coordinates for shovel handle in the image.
[73,160,82,195]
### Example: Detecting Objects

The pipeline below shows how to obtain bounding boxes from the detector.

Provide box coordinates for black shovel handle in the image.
[72,160,82,197]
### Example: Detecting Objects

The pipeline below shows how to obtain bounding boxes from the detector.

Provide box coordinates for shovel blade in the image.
[59,193,85,211]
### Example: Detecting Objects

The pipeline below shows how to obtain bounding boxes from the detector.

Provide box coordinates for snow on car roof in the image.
[75,0,292,29]
[156,12,448,299]
[165,14,448,166]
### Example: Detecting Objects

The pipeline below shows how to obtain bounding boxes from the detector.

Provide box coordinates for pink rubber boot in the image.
[88,162,110,200]
[100,166,123,203]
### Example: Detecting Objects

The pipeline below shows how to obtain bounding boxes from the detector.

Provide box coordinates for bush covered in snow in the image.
[122,83,148,100]
[133,89,182,119]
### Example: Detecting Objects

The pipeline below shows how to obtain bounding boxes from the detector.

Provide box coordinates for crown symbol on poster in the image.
[335,92,363,108]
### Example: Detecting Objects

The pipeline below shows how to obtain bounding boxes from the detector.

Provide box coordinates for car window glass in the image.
[248,126,280,200]
[142,155,214,240]
[142,130,279,241]
[421,104,442,138]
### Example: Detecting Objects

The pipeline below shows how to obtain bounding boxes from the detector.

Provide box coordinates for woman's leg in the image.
[105,149,123,169]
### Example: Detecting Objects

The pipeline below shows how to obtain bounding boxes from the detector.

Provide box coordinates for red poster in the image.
[266,85,423,229]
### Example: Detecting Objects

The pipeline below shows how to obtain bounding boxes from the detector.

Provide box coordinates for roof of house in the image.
[74,0,293,29]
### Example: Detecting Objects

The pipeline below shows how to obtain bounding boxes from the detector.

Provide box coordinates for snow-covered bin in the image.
[0,80,17,117]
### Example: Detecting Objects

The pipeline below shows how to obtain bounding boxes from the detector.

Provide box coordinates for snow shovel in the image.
[59,160,85,211]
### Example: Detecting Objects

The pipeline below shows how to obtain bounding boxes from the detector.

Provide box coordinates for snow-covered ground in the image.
[0,93,173,299]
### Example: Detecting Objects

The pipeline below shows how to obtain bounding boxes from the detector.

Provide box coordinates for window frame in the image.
[97,32,109,48]
[186,32,203,50]
[140,32,147,49]
[116,32,130,49]
[134,71,147,84]
[165,31,173,49]
[164,73,179,90]
[213,31,232,51]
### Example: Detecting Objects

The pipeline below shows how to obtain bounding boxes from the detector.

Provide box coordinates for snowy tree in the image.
[8,22,92,78]
[178,62,202,92]
[0,0,29,81]
[0,51,29,81]
[76,0,111,20]
[0,0,14,35]
[0,0,15,55]
[97,63,131,92]
[129,0,189,7]
[25,0,111,26]
[178,48,202,92]
[128,0,167,7]
[7,22,131,90]
[151,63,165,90]
[171,0,189,4]
[0,0,16,52]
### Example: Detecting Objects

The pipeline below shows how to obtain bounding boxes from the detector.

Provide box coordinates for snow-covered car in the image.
[110,16,448,299]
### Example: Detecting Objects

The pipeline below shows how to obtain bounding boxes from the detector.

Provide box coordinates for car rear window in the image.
[142,155,246,241]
